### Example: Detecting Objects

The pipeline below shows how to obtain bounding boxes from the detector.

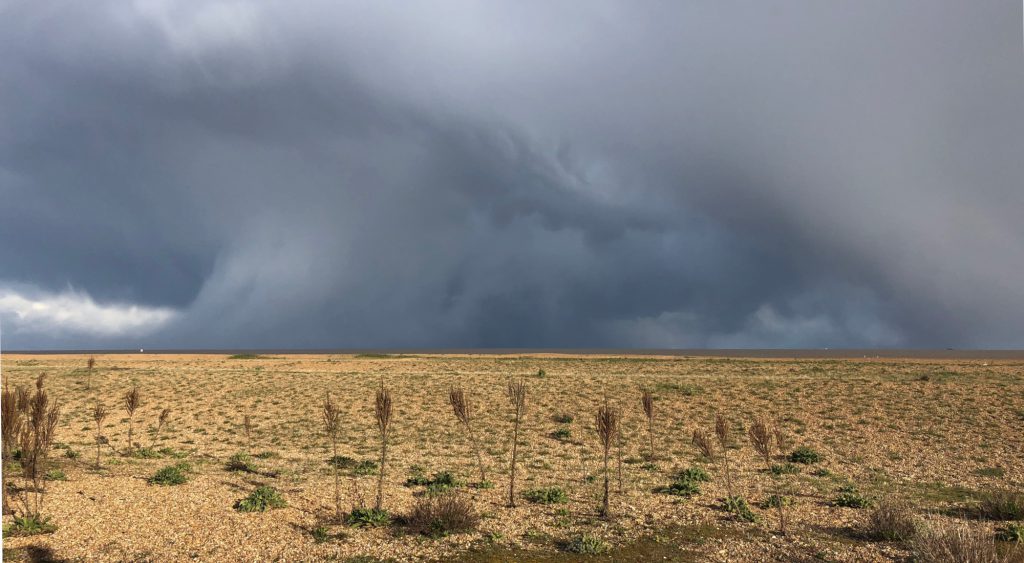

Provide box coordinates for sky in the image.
[1,1,1022,350]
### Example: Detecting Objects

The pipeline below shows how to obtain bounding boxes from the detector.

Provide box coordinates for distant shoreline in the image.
[3,348,1024,359]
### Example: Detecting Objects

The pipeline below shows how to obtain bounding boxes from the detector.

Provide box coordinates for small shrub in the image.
[4,515,57,537]
[976,489,1024,521]
[995,522,1024,543]
[149,463,190,486]
[535,369,546,378]
[770,463,800,476]
[551,428,571,441]
[404,494,480,537]
[865,499,918,541]
[159,447,188,458]
[473,480,495,490]
[328,455,356,468]
[44,469,66,481]
[64,449,80,460]
[834,485,873,509]
[789,446,822,464]
[234,486,287,512]
[721,496,757,522]
[563,534,609,554]
[254,451,278,459]
[226,452,259,473]
[553,413,574,424]
[523,487,569,504]
[347,507,391,527]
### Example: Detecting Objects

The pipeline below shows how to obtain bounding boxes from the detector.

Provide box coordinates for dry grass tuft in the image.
[15,375,62,519]
[865,498,918,541]
[749,416,786,535]
[912,519,1020,563]
[641,388,655,461]
[404,493,480,538]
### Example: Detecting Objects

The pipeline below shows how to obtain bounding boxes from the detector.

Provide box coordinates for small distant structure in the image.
[140,348,144,353]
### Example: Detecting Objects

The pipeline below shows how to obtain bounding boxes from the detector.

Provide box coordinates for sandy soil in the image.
[1,353,1022,562]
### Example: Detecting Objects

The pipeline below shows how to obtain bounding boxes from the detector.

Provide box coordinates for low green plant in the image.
[834,485,873,508]
[63,449,80,460]
[523,486,569,504]
[562,534,609,554]
[995,522,1024,543]
[148,463,190,486]
[312,525,331,543]
[660,478,701,497]
[328,455,356,468]
[353,460,379,476]
[4,515,57,537]
[789,446,822,464]
[551,428,571,441]
[44,469,66,481]
[976,489,1024,520]
[676,467,710,482]
[347,507,391,527]
[132,447,162,459]
[226,452,259,473]
[770,463,800,475]
[722,496,758,522]
[759,494,790,509]
[553,413,574,424]
[234,486,287,512]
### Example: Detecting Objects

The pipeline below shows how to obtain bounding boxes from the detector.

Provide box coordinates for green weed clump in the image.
[658,467,709,498]
[789,446,822,464]
[149,463,191,486]
[562,534,609,554]
[226,452,259,473]
[833,485,873,508]
[976,489,1024,520]
[523,487,569,504]
[234,486,287,512]
[3,515,57,537]
[43,469,66,481]
[995,522,1024,543]
[721,496,758,522]
[347,507,391,527]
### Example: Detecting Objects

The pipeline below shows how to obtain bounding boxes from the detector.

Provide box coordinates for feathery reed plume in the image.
[595,398,620,517]
[86,356,96,390]
[615,406,624,494]
[506,377,527,507]
[2,384,26,514]
[714,413,735,499]
[641,388,655,462]
[242,414,254,453]
[123,386,141,453]
[93,402,108,469]
[322,393,342,519]
[374,378,393,511]
[16,374,62,518]
[149,408,171,448]
[749,417,786,535]
[774,426,788,454]
[692,428,715,460]
[449,386,487,484]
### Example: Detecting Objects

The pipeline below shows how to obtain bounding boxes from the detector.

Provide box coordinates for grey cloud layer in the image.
[1,1,1022,349]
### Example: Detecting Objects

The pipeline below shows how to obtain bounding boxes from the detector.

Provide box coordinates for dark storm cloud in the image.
[1,1,1021,349]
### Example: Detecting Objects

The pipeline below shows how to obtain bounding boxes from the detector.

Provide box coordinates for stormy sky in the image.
[1,1,1022,350]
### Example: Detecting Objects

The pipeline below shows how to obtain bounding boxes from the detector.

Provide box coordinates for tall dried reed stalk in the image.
[151,408,171,447]
[641,388,655,461]
[86,356,96,390]
[506,378,527,507]
[749,417,786,535]
[595,398,620,517]
[123,386,141,453]
[374,378,393,511]
[2,383,27,514]
[714,413,736,499]
[16,375,62,518]
[323,393,342,519]
[93,402,108,469]
[242,414,254,452]
[449,386,487,483]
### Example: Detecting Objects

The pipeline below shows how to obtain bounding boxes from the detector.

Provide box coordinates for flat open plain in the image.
[2,353,1022,561]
